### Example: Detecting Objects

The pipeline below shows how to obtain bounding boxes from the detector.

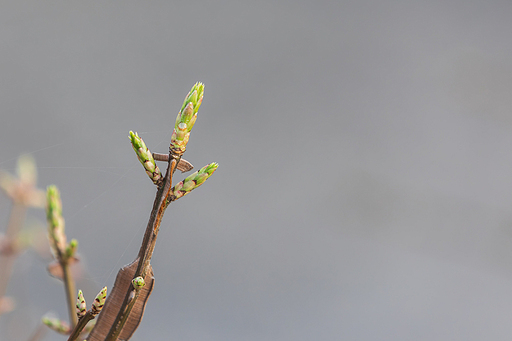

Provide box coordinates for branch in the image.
[87,82,215,341]
[104,156,179,341]
[0,155,45,312]
[46,185,78,327]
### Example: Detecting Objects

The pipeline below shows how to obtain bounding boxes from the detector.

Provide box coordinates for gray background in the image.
[1,0,512,340]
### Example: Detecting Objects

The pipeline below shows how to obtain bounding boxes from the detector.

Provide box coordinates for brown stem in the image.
[109,287,141,340]
[104,154,180,341]
[61,259,78,327]
[67,311,94,341]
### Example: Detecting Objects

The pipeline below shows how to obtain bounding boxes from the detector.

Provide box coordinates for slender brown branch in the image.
[136,156,179,274]
[104,154,180,341]
[61,259,77,327]
[109,287,141,340]
[67,311,94,341]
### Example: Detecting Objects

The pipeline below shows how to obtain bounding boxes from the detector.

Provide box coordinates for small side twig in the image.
[60,259,77,326]
[67,311,94,341]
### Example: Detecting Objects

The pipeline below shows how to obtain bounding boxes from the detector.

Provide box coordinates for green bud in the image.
[132,276,145,289]
[180,102,195,128]
[91,286,107,315]
[46,185,66,258]
[186,89,198,110]
[168,162,218,202]
[76,290,87,318]
[203,162,218,175]
[170,82,204,156]
[194,172,209,186]
[129,131,162,184]
[180,82,204,113]
[65,238,78,259]
[181,179,196,191]
[129,130,143,149]
[46,186,62,223]
[42,315,71,334]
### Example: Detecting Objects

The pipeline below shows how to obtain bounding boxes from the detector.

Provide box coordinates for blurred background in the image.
[1,1,512,340]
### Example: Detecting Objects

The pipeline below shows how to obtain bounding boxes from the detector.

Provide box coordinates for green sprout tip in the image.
[170,82,204,156]
[91,286,107,315]
[129,131,162,184]
[46,185,66,258]
[168,162,218,203]
[42,316,71,334]
[76,290,86,319]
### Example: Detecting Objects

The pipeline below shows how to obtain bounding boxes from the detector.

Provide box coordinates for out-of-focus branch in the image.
[0,155,45,315]
[46,185,78,327]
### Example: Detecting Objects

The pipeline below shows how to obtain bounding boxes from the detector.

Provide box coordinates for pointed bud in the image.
[129,131,162,184]
[170,82,204,156]
[65,238,78,259]
[76,290,86,318]
[180,102,195,129]
[132,276,145,290]
[168,163,218,203]
[91,286,107,315]
[42,315,71,334]
[46,185,66,258]
[180,82,204,113]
